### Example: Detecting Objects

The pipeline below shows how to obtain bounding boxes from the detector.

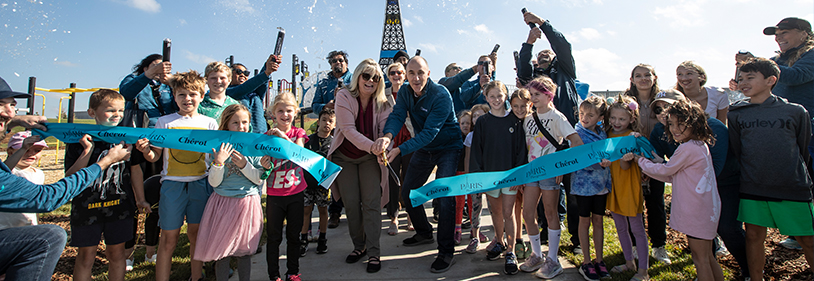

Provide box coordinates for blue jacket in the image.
[439,68,481,113]
[119,73,177,128]
[383,79,464,155]
[311,70,353,114]
[227,65,271,134]
[0,160,101,213]
[649,117,728,176]
[772,46,814,115]
[517,20,580,126]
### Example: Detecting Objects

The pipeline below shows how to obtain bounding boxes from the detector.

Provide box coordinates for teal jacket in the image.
[0,160,101,213]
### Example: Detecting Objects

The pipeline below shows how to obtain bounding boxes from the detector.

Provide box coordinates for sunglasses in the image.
[653,104,670,115]
[329,58,345,64]
[233,69,250,76]
[361,73,381,82]
[389,70,404,76]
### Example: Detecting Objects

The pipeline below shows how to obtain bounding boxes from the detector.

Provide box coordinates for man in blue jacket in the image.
[439,54,497,114]
[225,54,281,134]
[311,50,352,115]
[375,56,463,273]
[0,77,132,281]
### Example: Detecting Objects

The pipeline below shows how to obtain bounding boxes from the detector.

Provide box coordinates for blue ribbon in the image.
[33,123,342,188]
[409,136,656,207]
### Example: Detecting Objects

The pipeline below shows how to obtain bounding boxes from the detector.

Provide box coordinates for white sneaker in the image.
[779,237,802,250]
[652,246,672,265]
[125,258,134,271]
[145,253,157,264]
[631,246,637,259]
[534,258,563,279]
[519,253,544,272]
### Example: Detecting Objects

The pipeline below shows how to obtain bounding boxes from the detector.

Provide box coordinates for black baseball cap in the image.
[393,50,409,61]
[0,77,30,100]
[764,17,812,35]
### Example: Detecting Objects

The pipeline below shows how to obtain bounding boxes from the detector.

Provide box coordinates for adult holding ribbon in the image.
[374,56,463,273]
[327,58,392,273]
[0,77,132,281]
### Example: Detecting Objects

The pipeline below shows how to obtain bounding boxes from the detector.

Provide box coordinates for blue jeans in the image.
[401,148,460,256]
[0,224,67,281]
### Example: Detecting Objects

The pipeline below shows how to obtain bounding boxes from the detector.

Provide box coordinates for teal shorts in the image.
[159,178,213,230]
[738,199,814,236]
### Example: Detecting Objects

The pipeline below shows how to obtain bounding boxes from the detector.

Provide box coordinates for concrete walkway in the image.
[232,201,584,281]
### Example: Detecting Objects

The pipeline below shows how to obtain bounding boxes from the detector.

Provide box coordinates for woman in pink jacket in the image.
[327,58,392,273]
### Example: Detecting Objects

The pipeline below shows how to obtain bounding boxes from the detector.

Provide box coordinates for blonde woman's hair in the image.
[674,61,706,94]
[218,103,250,131]
[347,58,388,112]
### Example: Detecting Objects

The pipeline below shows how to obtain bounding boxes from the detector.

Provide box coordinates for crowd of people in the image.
[0,10,812,281]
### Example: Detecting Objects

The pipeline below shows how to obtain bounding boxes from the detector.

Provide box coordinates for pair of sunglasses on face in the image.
[232,69,250,76]
[360,72,381,82]
[329,58,346,64]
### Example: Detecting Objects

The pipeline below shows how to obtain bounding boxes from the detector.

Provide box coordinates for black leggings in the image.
[386,152,413,219]
[266,192,304,278]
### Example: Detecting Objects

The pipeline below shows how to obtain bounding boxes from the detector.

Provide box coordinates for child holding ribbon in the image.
[637,99,723,281]
[519,76,583,279]
[261,92,309,281]
[572,95,613,280]
[605,95,649,281]
[509,88,533,260]
[194,104,266,281]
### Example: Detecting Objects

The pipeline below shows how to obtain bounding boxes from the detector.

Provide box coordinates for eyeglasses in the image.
[329,58,345,64]
[361,73,381,82]
[233,69,250,76]
[389,70,404,76]
[653,104,670,115]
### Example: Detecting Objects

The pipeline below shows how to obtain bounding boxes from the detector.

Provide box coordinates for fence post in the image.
[68,83,76,123]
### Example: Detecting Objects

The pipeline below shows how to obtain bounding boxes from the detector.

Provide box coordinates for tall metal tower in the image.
[378,0,407,71]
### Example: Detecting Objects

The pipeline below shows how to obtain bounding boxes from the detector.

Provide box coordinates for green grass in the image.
[557,183,736,281]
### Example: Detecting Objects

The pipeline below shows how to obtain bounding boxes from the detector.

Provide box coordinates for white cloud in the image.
[219,0,254,13]
[457,29,470,35]
[121,0,160,13]
[653,0,707,28]
[403,19,413,28]
[54,60,78,67]
[418,43,439,54]
[413,15,424,23]
[573,48,626,90]
[606,30,617,36]
[474,24,492,34]
[183,50,217,65]
[579,28,602,40]
[178,19,187,26]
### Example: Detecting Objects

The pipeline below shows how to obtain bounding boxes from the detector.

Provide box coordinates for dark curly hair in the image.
[665,99,715,145]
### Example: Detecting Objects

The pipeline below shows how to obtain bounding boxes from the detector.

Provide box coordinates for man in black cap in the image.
[0,76,132,281]
[393,50,410,66]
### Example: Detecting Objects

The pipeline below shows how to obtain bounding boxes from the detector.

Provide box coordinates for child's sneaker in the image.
[516,240,528,259]
[125,258,134,271]
[454,226,462,245]
[286,274,301,281]
[486,243,505,261]
[534,258,563,279]
[145,253,157,264]
[299,239,308,257]
[651,246,671,265]
[316,238,328,254]
[504,252,519,275]
[465,238,480,254]
[594,261,610,279]
[519,253,544,272]
[479,232,489,243]
[579,263,600,281]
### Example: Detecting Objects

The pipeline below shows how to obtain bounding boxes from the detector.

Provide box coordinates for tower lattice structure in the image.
[378,0,407,71]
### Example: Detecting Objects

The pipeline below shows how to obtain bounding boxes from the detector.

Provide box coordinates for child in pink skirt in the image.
[194,104,266,281]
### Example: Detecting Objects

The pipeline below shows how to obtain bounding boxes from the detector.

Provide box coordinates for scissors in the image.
[382,152,402,186]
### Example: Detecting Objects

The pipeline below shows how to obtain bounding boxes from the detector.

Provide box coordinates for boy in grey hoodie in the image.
[728,57,814,279]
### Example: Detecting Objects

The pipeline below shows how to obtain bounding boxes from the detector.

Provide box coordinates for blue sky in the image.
[1,0,812,117]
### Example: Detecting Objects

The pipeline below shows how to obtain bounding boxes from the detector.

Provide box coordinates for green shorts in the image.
[738,199,814,236]
[485,186,518,198]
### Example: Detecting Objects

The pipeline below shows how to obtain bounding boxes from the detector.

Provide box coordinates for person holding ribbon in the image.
[374,56,463,273]
[327,58,392,273]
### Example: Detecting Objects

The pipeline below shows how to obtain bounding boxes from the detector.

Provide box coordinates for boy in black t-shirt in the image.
[300,108,335,256]
[65,89,146,281]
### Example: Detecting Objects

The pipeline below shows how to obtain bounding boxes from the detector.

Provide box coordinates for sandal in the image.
[345,249,367,264]
[611,264,634,273]
[366,256,381,273]
[388,222,399,236]
[629,273,649,281]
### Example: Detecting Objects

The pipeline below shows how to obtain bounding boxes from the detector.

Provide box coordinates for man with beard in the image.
[225,54,281,134]
[311,50,352,228]
[0,76,132,281]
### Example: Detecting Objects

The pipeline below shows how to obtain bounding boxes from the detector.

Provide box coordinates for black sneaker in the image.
[430,255,455,273]
[299,239,308,257]
[579,262,600,281]
[504,252,519,275]
[403,234,434,247]
[316,238,328,254]
[487,243,505,261]
[328,213,340,229]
